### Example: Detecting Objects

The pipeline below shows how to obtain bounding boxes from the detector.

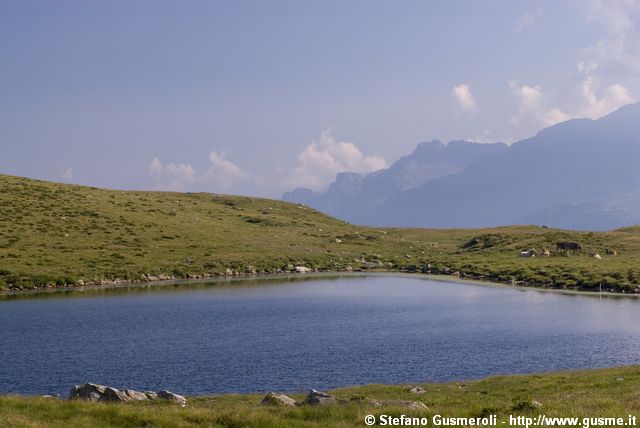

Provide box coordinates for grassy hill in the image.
[2,173,640,292]
[2,366,640,427]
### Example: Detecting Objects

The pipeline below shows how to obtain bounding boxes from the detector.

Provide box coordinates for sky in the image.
[1,0,639,197]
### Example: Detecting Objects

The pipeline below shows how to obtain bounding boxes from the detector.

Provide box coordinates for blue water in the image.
[1,274,640,396]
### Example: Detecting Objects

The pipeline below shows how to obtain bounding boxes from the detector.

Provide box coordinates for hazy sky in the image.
[1,0,639,197]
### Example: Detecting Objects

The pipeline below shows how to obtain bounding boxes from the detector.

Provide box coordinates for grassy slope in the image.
[2,366,640,427]
[2,173,640,292]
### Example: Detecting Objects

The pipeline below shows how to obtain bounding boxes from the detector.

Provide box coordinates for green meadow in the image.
[1,173,640,293]
[2,366,640,427]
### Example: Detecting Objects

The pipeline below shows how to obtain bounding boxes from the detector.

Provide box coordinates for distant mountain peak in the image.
[284,103,640,231]
[283,139,508,220]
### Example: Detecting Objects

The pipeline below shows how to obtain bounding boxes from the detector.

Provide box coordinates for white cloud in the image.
[544,107,571,126]
[509,80,570,127]
[61,168,74,180]
[508,68,633,131]
[149,157,162,179]
[506,2,638,137]
[286,129,387,191]
[471,129,502,144]
[164,162,196,186]
[577,61,635,118]
[149,151,250,192]
[513,9,543,32]
[452,83,477,113]
[202,151,251,191]
[571,1,638,118]
[582,0,640,74]
[149,157,196,191]
[148,137,386,195]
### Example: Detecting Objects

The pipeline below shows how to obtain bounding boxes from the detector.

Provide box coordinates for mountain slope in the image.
[358,103,640,230]
[283,140,508,221]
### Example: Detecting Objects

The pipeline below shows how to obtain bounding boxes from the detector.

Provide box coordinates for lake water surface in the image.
[1,274,640,396]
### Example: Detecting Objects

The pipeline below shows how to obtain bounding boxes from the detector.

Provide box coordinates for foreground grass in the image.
[2,366,640,427]
[2,173,640,293]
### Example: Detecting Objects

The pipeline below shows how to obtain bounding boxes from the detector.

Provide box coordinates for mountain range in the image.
[283,103,640,231]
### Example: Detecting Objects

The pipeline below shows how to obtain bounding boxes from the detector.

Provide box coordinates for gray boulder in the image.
[303,389,336,406]
[124,389,149,401]
[69,383,108,402]
[102,386,132,402]
[69,383,185,405]
[408,386,425,394]
[69,384,136,403]
[261,392,297,407]
[157,390,187,406]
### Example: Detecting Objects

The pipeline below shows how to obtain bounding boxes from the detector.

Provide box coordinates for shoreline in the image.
[1,269,638,300]
[2,364,640,428]
[2,364,639,399]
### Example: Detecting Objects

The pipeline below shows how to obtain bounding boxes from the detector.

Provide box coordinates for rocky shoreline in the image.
[2,265,638,298]
[261,389,429,409]
[68,383,187,406]
[62,383,432,411]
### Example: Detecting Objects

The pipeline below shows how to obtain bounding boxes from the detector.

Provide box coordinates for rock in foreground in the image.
[408,385,426,394]
[157,390,187,406]
[261,392,297,407]
[303,389,336,406]
[69,383,186,406]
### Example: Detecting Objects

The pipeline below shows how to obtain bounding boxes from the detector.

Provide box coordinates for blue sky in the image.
[1,0,638,196]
